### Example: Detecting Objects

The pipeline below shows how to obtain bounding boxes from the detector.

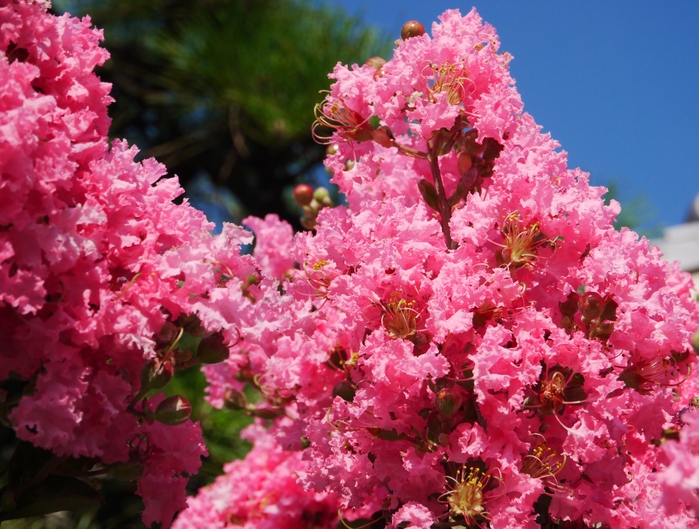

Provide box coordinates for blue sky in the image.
[328,1,699,231]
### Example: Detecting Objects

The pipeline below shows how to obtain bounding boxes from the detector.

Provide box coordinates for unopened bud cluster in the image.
[293,182,334,229]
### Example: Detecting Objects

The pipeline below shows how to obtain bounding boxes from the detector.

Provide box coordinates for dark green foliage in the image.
[54,0,390,227]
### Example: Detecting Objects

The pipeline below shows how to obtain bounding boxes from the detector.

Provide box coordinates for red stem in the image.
[427,142,458,250]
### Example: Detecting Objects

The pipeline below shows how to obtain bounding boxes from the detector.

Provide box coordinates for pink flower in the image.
[172,424,341,529]
[389,502,436,529]
[202,7,699,528]
[0,3,253,526]
[8,2,699,527]
[244,214,295,279]
[656,411,699,517]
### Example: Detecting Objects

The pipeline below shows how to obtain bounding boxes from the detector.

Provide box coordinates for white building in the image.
[652,196,699,289]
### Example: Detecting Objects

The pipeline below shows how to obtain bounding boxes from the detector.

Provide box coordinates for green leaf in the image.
[0,476,102,521]
[6,442,54,493]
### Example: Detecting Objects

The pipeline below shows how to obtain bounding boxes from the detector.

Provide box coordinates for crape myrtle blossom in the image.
[656,410,699,518]
[0,1,259,526]
[171,422,341,529]
[5,1,699,528]
[197,9,699,529]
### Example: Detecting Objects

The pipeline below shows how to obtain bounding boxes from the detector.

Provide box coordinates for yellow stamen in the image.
[381,292,419,340]
[440,466,492,526]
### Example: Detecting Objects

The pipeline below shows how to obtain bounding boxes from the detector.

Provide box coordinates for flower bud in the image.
[197,331,229,364]
[462,129,482,156]
[293,184,314,207]
[401,20,425,40]
[140,359,173,390]
[692,329,699,355]
[479,162,494,178]
[457,152,473,175]
[154,395,192,425]
[332,380,356,402]
[154,321,178,346]
[600,297,618,322]
[418,179,440,211]
[300,215,316,230]
[372,126,394,148]
[435,388,462,417]
[560,315,574,330]
[178,313,207,337]
[174,348,193,364]
[449,167,479,207]
[325,346,349,370]
[364,56,386,69]
[579,291,603,321]
[559,292,579,318]
[223,388,247,410]
[592,321,615,341]
[313,186,330,203]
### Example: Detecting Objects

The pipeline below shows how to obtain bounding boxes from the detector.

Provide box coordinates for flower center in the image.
[381,293,419,340]
[442,466,491,525]
[521,440,566,489]
[312,94,373,143]
[424,61,470,105]
[495,212,551,269]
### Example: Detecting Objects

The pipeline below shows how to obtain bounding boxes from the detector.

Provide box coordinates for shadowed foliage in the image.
[54,0,390,228]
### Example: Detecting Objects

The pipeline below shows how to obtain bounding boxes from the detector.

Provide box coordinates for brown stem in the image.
[126,387,149,413]
[175,357,204,371]
[427,141,458,250]
[392,140,428,159]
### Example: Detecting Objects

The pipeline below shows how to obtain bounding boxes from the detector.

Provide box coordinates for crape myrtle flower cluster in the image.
[0,1,261,526]
[5,2,699,528]
[189,9,699,529]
